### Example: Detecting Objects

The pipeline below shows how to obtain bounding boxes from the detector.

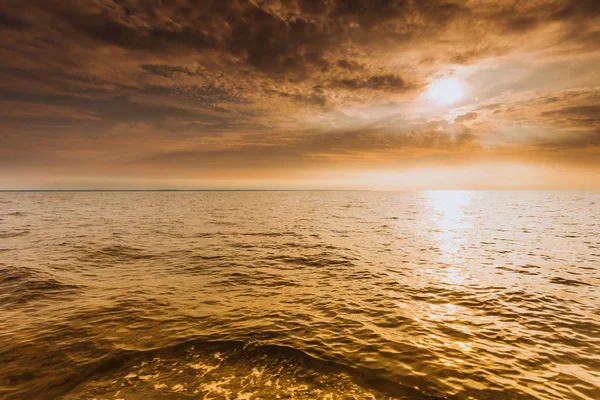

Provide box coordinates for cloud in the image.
[336,59,364,71]
[0,100,99,120]
[473,87,600,150]
[454,112,478,123]
[331,74,412,92]
[141,64,202,78]
[0,0,599,187]
[0,12,28,31]
[482,88,599,129]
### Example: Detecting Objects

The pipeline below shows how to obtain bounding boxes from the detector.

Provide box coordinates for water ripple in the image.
[0,191,598,399]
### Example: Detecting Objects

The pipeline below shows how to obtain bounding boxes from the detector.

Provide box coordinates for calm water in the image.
[0,191,599,400]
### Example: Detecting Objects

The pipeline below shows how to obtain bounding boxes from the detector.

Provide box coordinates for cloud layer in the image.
[0,0,599,188]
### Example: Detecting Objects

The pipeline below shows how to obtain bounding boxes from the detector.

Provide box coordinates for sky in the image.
[0,0,599,190]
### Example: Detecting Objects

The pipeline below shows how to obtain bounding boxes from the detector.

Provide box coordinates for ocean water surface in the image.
[0,191,598,399]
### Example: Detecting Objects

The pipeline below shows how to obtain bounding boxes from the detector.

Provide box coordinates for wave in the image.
[549,276,592,287]
[265,254,357,268]
[0,266,80,306]
[55,338,443,400]
[6,211,28,216]
[83,245,156,262]
[0,230,30,239]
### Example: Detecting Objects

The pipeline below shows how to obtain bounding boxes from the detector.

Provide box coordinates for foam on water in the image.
[64,340,425,400]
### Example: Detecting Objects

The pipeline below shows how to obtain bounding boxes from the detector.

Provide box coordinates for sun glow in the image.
[427,77,465,105]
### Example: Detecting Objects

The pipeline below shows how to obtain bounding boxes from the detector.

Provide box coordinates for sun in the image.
[426,77,465,105]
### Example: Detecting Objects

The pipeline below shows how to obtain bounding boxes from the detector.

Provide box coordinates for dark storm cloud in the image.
[22,0,331,77]
[226,7,330,75]
[2,0,597,91]
[41,0,221,52]
[4,1,599,66]
[0,1,480,78]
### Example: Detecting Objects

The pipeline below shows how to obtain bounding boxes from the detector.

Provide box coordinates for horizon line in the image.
[1,189,599,193]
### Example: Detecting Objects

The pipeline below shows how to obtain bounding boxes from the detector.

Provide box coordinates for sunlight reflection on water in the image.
[426,190,472,266]
[0,191,598,399]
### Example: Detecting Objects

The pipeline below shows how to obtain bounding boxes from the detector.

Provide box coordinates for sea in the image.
[0,191,598,399]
